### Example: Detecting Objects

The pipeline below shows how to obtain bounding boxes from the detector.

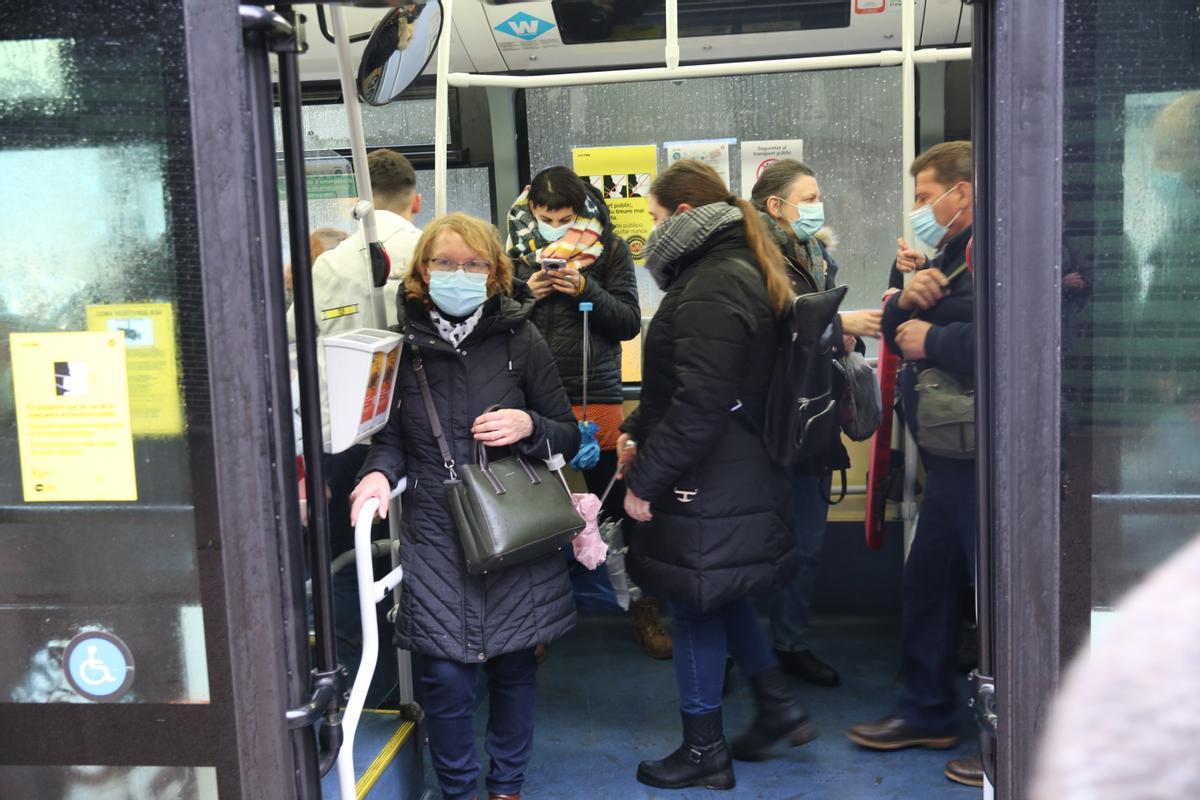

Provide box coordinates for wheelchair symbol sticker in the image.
[64,632,135,702]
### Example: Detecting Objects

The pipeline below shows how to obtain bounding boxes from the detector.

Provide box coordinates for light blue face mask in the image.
[537,219,572,242]
[428,270,488,318]
[910,185,963,249]
[775,198,825,241]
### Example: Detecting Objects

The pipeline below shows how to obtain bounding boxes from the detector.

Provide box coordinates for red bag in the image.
[865,290,902,551]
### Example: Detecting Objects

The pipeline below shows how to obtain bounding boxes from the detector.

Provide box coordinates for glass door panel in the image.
[1060,0,1200,642]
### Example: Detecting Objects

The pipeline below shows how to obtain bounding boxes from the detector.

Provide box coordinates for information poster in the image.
[86,302,183,436]
[739,139,805,199]
[664,139,734,188]
[10,331,138,502]
[572,145,657,263]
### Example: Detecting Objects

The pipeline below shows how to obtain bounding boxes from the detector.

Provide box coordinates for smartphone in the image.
[541,257,567,271]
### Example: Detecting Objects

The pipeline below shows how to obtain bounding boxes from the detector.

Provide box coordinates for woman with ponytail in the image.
[615,160,816,791]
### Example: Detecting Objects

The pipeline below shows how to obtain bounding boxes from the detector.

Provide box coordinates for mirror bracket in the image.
[268,8,308,55]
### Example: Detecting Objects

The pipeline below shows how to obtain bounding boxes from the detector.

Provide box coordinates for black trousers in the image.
[896,452,977,731]
[420,649,539,800]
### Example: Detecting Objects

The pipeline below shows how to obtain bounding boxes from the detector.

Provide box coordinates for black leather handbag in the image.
[412,348,584,575]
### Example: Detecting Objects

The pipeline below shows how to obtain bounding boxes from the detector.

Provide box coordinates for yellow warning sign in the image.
[86,302,183,436]
[10,331,138,502]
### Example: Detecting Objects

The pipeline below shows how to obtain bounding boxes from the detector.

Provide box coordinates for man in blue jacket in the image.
[848,142,982,788]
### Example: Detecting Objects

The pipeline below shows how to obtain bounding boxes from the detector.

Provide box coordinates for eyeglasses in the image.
[428,257,491,275]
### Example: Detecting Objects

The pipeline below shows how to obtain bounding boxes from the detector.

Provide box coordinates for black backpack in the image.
[761,285,848,466]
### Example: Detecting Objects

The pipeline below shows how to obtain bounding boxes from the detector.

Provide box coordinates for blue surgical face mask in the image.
[909,185,963,249]
[775,198,825,241]
[428,270,488,318]
[537,219,572,242]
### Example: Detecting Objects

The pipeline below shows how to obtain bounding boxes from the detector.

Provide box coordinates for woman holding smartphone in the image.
[506,167,673,659]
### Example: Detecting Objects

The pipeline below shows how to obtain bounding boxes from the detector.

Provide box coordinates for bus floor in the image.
[416,613,981,800]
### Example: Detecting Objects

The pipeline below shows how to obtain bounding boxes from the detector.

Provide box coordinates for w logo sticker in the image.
[496,12,555,41]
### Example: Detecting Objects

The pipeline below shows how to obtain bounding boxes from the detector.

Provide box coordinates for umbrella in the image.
[570,301,601,470]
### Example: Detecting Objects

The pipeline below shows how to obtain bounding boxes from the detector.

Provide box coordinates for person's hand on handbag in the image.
[624,487,653,522]
[472,408,534,446]
[350,471,392,523]
[614,433,637,478]
[895,318,933,360]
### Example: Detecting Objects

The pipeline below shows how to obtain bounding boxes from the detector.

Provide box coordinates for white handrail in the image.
[447,51,906,89]
[912,46,972,63]
[330,8,388,328]
[335,480,407,800]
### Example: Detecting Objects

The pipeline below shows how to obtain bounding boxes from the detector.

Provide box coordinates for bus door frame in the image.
[973,0,1088,796]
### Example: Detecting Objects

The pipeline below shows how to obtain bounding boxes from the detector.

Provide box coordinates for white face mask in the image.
[537,219,572,242]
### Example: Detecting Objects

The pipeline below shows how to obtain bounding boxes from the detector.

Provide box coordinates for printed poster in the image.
[573,145,657,384]
[739,139,805,199]
[572,145,657,264]
[86,302,183,436]
[10,331,138,502]
[664,139,734,188]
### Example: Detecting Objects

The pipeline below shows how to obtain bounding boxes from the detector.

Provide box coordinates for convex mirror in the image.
[357,1,442,106]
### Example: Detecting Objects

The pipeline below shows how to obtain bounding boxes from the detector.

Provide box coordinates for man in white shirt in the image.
[288,148,423,448]
[290,148,423,339]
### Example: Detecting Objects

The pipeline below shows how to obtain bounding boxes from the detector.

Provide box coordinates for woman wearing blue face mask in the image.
[505,168,673,658]
[749,159,882,689]
[352,213,581,800]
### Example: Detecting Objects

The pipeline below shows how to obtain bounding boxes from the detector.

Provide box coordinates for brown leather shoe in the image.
[632,597,673,659]
[846,716,959,751]
[489,795,521,800]
[945,754,984,787]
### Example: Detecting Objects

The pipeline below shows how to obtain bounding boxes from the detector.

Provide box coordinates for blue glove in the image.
[571,420,601,471]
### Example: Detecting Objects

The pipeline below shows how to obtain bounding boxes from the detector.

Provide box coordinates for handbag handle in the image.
[411,346,458,481]
[475,404,542,494]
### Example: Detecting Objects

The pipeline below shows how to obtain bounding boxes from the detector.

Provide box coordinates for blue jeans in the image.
[670,597,777,715]
[896,452,977,731]
[420,649,539,800]
[768,473,831,652]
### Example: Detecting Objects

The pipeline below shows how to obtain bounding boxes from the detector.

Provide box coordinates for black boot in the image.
[730,665,818,761]
[636,710,736,791]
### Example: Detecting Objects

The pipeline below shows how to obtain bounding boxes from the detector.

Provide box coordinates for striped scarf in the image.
[506,187,606,271]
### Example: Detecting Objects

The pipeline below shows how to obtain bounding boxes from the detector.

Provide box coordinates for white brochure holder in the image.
[323,328,403,453]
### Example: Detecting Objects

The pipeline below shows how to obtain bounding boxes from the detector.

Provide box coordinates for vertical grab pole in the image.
[900,0,920,555]
[665,0,680,70]
[434,0,455,216]
[330,6,387,328]
[275,3,343,772]
[901,0,917,244]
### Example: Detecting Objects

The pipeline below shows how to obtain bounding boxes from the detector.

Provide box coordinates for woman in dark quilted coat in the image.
[351,213,580,800]
[618,161,817,791]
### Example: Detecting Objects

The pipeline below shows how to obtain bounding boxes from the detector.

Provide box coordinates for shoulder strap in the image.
[411,345,457,479]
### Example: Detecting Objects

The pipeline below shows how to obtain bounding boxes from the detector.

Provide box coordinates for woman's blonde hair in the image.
[650,160,794,315]
[405,213,513,305]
